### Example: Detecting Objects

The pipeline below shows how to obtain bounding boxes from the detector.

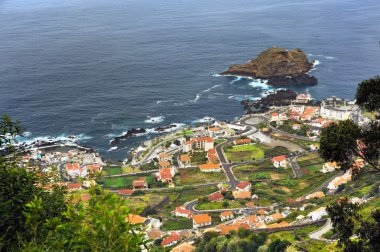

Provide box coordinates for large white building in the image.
[320,96,360,122]
[307,207,328,221]
[183,137,214,152]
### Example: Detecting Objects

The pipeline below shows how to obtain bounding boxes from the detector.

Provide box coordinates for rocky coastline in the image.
[220,47,318,86]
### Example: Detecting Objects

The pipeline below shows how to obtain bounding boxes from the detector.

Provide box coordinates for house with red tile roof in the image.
[66,163,88,178]
[158,160,171,168]
[183,137,214,152]
[171,206,193,219]
[220,211,234,221]
[161,233,181,247]
[133,177,148,189]
[199,163,222,172]
[208,192,224,202]
[267,221,289,229]
[156,167,176,183]
[193,214,212,229]
[158,152,171,162]
[265,213,284,223]
[236,181,251,191]
[171,242,196,252]
[207,127,225,138]
[207,148,219,164]
[301,107,320,121]
[233,138,252,146]
[271,155,287,168]
[289,112,301,120]
[179,154,191,168]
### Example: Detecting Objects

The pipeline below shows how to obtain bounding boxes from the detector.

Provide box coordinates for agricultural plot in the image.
[174,168,227,186]
[224,144,265,162]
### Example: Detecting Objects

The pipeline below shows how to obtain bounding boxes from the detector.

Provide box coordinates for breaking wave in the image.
[144,116,165,124]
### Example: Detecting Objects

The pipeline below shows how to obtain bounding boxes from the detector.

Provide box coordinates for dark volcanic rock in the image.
[110,128,146,145]
[221,47,318,86]
[241,89,297,113]
[154,124,177,132]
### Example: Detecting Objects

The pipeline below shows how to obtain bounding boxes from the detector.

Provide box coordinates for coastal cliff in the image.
[221,47,318,86]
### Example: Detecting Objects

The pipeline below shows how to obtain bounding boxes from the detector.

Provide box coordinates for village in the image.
[15,94,376,251]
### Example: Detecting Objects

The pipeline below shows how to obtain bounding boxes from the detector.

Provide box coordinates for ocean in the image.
[1,0,379,160]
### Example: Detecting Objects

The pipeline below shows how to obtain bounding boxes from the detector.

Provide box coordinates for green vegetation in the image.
[100,174,166,189]
[263,146,290,157]
[356,75,380,112]
[161,217,192,231]
[251,172,271,180]
[191,151,208,165]
[272,179,298,187]
[225,144,265,162]
[174,168,226,186]
[196,200,242,210]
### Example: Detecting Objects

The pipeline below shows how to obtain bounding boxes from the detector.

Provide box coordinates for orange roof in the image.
[66,163,73,170]
[193,214,212,224]
[73,163,80,169]
[88,164,101,171]
[199,163,220,170]
[268,221,289,229]
[218,224,249,235]
[159,168,173,180]
[117,189,134,195]
[161,233,181,246]
[272,155,286,162]
[270,213,284,220]
[245,202,255,208]
[146,229,162,240]
[126,214,146,224]
[272,113,279,116]
[133,178,146,187]
[207,154,219,161]
[207,148,217,155]
[234,138,251,144]
[256,222,267,228]
[209,127,220,131]
[257,209,266,215]
[158,161,171,167]
[196,137,214,143]
[236,181,251,189]
[180,154,191,162]
[208,192,224,202]
[220,211,234,217]
[159,152,169,158]
[245,215,258,224]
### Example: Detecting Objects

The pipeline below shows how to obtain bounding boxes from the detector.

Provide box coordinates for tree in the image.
[327,197,380,251]
[319,120,380,172]
[222,201,229,208]
[268,239,291,252]
[0,114,23,148]
[356,75,380,112]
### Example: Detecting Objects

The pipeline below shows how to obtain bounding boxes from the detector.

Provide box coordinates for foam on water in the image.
[192,116,215,123]
[307,53,335,59]
[108,146,118,152]
[189,84,222,104]
[228,95,261,101]
[248,79,272,90]
[15,133,92,145]
[144,116,165,124]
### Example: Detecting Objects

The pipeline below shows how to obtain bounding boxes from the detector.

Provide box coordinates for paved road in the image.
[309,218,333,240]
[290,154,303,178]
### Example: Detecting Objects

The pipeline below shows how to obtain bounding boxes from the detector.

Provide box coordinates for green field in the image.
[174,168,226,186]
[190,151,208,165]
[161,217,193,231]
[101,166,141,176]
[196,200,242,210]
[123,193,166,214]
[225,144,265,162]
[100,174,158,189]
[232,159,283,181]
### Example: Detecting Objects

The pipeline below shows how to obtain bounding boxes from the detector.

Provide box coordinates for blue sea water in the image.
[0,0,379,160]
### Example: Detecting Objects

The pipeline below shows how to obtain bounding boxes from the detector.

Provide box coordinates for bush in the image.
[272,179,298,187]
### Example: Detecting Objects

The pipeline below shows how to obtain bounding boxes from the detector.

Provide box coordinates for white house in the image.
[307,207,328,221]
[271,155,287,168]
[236,181,252,191]
[171,206,193,219]
[193,214,212,229]
[161,233,181,247]
[320,96,360,122]
[199,163,222,172]
[183,137,214,152]
[322,162,339,173]
[220,211,234,221]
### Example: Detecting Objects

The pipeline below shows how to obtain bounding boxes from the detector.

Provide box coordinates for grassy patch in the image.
[174,168,226,186]
[196,200,242,210]
[225,144,265,162]
[161,217,193,231]
[264,146,291,157]
[191,151,208,165]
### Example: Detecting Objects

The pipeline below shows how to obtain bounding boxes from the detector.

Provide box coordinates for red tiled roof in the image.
[117,189,134,195]
[180,154,191,162]
[272,155,286,162]
[67,183,82,189]
[161,233,181,246]
[199,163,220,170]
[234,139,251,145]
[220,211,233,217]
[207,148,217,155]
[236,181,251,189]
[208,192,224,202]
[172,206,193,218]
[159,168,173,180]
[193,214,212,224]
